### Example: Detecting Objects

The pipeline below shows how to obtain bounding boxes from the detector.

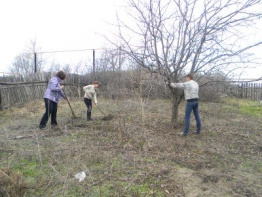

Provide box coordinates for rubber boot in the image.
[87,111,92,121]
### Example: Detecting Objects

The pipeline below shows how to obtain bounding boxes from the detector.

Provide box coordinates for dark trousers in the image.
[184,100,201,134]
[84,98,92,120]
[39,98,58,129]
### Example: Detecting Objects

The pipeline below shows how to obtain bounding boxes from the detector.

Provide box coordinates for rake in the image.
[92,101,114,121]
[62,89,80,119]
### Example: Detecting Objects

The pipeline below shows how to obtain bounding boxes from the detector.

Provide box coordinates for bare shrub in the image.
[82,69,170,100]
[198,73,229,102]
[199,84,224,102]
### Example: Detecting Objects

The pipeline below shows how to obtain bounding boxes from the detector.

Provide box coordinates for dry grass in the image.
[0,97,261,196]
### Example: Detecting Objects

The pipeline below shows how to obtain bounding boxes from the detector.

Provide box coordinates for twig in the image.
[0,169,16,184]
[123,170,143,192]
[48,163,63,178]
[0,149,13,152]
[34,130,43,165]
[13,135,34,140]
[45,176,54,190]
[4,127,9,140]
[81,164,95,184]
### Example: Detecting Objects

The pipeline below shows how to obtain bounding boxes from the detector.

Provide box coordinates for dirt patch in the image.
[233,182,258,197]
[202,175,219,183]
[0,168,27,197]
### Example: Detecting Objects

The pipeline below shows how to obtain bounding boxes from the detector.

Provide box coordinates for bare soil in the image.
[0,98,261,196]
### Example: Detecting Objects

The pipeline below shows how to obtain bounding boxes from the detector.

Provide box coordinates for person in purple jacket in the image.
[39,71,67,129]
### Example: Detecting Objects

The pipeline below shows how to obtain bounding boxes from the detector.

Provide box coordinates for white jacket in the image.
[83,85,97,103]
[170,80,199,100]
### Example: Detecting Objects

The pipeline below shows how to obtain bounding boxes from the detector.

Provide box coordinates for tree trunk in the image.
[171,99,179,128]
[171,91,184,128]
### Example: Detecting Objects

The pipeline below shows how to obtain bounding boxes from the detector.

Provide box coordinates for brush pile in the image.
[0,168,27,197]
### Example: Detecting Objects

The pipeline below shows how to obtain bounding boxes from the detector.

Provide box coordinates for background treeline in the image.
[0,70,261,110]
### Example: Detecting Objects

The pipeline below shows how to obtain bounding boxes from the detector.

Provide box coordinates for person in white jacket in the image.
[83,81,100,121]
[168,73,201,136]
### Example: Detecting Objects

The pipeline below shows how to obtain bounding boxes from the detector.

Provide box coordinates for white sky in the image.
[0,0,123,73]
[0,0,261,79]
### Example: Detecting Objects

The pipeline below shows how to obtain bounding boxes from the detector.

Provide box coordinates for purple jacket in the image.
[44,76,65,103]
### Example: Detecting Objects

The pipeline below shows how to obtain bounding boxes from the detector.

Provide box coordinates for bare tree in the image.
[10,39,44,76]
[62,64,72,74]
[96,47,126,72]
[114,0,262,126]
[48,63,61,73]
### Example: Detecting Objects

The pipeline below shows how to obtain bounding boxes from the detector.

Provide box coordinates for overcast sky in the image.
[0,0,261,79]
[0,0,123,73]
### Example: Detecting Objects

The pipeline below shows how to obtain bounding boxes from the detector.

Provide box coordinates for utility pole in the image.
[119,46,122,70]
[93,49,95,73]
[34,52,37,73]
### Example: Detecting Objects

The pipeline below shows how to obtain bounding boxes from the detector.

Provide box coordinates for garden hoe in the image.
[62,89,80,120]
[92,101,113,121]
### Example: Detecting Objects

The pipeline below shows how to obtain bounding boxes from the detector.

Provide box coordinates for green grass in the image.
[209,131,218,137]
[92,183,116,197]
[90,182,165,197]
[13,158,43,185]
[222,98,262,117]
[55,187,83,197]
[239,105,262,117]
[126,183,152,194]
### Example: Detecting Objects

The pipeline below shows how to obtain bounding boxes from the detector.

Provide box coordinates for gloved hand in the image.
[164,78,171,85]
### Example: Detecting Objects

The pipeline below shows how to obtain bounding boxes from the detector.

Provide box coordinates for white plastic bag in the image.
[75,171,86,182]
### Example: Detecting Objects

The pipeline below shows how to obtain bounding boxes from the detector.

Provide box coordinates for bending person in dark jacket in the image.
[39,71,67,129]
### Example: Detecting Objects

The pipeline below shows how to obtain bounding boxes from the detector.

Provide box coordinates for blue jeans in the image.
[184,100,201,134]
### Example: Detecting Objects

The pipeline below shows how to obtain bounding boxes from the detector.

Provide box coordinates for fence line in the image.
[228,83,262,100]
[0,83,82,110]
[1,72,261,110]
[0,83,46,109]
[0,72,90,110]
